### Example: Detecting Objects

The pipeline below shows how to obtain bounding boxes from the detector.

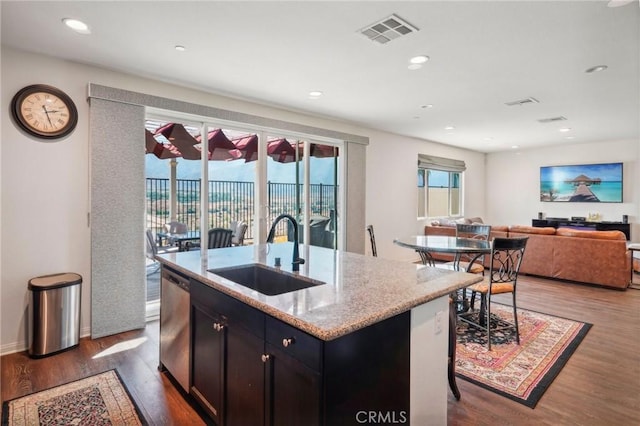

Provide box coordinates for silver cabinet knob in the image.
[282,337,295,347]
[261,354,270,363]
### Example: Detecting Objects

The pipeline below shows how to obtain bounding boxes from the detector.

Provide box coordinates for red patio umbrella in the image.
[267,138,297,163]
[154,123,201,160]
[196,129,237,160]
[230,134,259,162]
[145,129,181,159]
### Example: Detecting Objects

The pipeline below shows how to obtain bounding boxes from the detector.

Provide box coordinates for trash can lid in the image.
[28,272,82,290]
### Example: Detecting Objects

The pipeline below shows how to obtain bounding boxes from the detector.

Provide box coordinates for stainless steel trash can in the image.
[28,272,82,358]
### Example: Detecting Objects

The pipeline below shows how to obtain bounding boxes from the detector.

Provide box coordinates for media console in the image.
[532,218,630,240]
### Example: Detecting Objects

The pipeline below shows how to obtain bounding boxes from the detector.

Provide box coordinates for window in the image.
[417,154,465,218]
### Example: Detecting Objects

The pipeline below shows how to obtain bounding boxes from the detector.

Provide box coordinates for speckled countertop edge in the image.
[157,244,483,341]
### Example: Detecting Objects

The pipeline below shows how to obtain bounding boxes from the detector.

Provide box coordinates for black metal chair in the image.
[445,223,492,274]
[366,225,377,257]
[208,228,233,249]
[458,237,528,350]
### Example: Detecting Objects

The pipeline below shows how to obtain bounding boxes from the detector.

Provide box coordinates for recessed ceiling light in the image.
[409,55,429,64]
[585,65,608,73]
[420,104,433,109]
[511,145,519,149]
[308,91,323,97]
[444,126,455,131]
[408,64,423,70]
[62,18,91,34]
[559,127,572,132]
[175,45,186,51]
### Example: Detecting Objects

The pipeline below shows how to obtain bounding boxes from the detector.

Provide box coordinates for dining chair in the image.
[458,236,528,350]
[366,225,377,257]
[208,228,233,249]
[446,223,492,274]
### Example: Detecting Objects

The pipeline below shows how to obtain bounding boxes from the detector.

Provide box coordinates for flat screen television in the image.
[540,162,623,203]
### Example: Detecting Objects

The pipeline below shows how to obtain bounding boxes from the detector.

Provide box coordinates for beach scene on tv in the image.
[540,163,623,202]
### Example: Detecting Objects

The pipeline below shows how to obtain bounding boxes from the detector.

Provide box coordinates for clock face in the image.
[11,85,78,140]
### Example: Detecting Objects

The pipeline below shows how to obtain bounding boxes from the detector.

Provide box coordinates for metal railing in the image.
[146,178,337,241]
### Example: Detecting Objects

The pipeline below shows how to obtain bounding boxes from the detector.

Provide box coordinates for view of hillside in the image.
[145,155,337,184]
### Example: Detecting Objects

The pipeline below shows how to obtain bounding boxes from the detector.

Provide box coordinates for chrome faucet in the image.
[266,214,305,272]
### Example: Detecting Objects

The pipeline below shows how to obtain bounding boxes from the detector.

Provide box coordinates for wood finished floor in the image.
[1,273,639,425]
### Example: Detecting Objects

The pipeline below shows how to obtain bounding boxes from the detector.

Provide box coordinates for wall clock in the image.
[10,84,78,140]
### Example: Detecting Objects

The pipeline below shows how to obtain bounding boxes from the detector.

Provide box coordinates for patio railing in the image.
[146,178,337,241]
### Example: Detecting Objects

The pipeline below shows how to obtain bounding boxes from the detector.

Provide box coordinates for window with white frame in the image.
[417,154,465,218]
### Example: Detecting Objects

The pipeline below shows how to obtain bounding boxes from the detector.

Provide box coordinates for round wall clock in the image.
[10,84,78,140]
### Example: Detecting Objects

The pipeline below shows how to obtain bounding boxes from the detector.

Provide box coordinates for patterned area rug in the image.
[2,369,146,425]
[456,304,591,408]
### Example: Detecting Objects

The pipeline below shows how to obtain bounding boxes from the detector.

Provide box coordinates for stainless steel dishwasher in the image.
[159,266,190,392]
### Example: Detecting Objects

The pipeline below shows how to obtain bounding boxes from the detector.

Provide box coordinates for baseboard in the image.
[1,326,91,357]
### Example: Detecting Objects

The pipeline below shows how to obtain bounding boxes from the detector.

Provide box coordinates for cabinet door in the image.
[225,325,266,426]
[266,343,321,426]
[191,305,225,424]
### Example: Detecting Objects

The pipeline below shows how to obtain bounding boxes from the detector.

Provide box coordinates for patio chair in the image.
[231,221,248,246]
[164,221,187,234]
[145,229,178,274]
[208,228,233,249]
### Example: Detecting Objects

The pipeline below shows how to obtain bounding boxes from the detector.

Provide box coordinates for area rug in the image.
[455,304,591,408]
[2,369,146,425]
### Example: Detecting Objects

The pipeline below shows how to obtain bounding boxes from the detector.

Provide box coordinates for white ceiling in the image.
[2,1,638,153]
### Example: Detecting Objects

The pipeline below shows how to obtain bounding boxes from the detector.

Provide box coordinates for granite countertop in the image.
[156,243,482,341]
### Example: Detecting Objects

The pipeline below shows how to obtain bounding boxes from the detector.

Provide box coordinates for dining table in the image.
[393,234,491,270]
[393,234,492,400]
[156,230,201,252]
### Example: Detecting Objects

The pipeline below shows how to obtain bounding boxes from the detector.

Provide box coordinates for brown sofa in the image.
[424,223,630,289]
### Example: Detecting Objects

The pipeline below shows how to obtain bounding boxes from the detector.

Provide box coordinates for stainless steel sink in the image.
[208,264,325,295]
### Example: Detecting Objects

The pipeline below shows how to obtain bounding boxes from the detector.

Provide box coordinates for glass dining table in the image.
[393,235,491,271]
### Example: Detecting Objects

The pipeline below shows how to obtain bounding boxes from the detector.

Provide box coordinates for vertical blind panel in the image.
[90,98,146,338]
[417,154,466,172]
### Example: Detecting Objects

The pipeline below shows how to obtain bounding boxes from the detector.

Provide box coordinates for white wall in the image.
[365,128,486,261]
[486,139,639,239]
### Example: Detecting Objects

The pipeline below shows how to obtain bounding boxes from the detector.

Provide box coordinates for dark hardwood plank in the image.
[2,274,638,425]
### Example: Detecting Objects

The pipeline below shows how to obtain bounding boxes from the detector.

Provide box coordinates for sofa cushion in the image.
[555,228,626,240]
[509,225,556,235]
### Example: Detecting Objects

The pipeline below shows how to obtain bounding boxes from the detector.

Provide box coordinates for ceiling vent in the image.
[359,14,419,44]
[537,116,567,123]
[504,97,539,107]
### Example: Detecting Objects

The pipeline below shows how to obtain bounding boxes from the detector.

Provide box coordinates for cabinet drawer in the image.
[190,279,264,338]
[266,315,322,371]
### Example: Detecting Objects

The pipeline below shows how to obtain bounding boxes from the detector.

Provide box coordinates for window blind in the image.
[417,154,466,172]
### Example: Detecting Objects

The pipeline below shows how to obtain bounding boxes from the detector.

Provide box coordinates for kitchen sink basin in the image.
[208,264,325,296]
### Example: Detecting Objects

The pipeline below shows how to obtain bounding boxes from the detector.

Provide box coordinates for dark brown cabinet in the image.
[532,218,630,240]
[191,305,225,423]
[189,278,410,426]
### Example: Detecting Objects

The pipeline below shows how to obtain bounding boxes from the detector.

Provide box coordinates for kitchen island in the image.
[156,242,482,425]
